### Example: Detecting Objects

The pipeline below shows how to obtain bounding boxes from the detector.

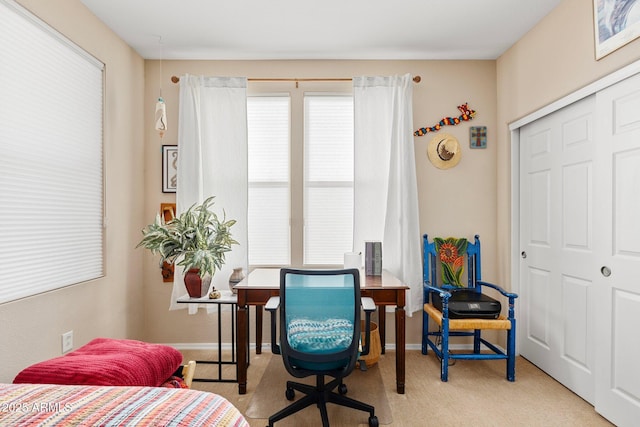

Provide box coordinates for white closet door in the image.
[519,95,596,404]
[594,72,640,426]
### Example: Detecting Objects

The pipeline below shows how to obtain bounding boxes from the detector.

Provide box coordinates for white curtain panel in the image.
[353,74,423,314]
[170,75,248,312]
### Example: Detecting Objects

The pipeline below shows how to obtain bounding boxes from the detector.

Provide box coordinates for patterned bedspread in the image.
[0,383,249,426]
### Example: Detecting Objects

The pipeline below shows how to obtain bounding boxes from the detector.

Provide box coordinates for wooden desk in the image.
[234,268,408,395]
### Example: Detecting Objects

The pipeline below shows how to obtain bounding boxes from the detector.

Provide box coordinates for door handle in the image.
[601,266,611,277]
[521,251,527,259]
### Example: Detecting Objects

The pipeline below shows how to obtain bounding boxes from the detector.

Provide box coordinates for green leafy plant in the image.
[137,196,238,278]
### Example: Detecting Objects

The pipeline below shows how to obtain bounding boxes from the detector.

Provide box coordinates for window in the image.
[0,0,104,304]
[303,95,354,264]
[247,88,353,266]
[247,96,291,265]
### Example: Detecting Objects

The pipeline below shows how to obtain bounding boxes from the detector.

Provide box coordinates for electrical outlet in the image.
[62,331,73,353]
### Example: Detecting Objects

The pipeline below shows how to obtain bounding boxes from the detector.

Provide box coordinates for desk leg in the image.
[378,306,386,354]
[255,306,263,354]
[396,306,406,394]
[237,304,248,395]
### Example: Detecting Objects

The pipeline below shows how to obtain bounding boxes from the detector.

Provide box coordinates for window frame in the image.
[247,81,353,268]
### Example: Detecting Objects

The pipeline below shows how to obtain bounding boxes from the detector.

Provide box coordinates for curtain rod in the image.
[170,75,421,84]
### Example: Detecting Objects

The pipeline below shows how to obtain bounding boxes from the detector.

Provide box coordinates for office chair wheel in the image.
[285,387,295,401]
[368,415,379,427]
[338,383,348,395]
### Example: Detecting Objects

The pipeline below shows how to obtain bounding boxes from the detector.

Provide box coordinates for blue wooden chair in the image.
[422,234,518,382]
[266,268,378,427]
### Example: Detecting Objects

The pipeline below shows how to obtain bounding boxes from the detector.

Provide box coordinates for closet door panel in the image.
[594,73,640,426]
[520,95,595,404]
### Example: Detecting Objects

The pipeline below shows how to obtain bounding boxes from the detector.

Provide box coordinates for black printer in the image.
[431,288,501,319]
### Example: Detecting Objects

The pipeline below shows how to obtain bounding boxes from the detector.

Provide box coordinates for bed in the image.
[0,382,249,426]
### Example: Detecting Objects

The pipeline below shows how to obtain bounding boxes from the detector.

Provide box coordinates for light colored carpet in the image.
[245,356,391,425]
[182,349,614,427]
[379,351,614,427]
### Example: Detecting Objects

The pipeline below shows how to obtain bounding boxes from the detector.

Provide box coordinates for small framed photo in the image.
[162,145,177,193]
[160,203,176,282]
[594,0,640,59]
[469,126,487,149]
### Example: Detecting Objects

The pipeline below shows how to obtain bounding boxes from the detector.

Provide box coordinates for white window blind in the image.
[0,0,104,303]
[303,95,354,265]
[247,96,290,265]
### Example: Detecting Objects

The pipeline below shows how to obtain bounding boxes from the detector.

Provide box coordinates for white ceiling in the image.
[80,0,562,60]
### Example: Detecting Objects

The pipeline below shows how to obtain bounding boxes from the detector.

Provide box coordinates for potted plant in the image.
[137,196,238,298]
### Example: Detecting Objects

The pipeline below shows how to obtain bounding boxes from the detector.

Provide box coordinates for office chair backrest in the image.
[279,268,361,375]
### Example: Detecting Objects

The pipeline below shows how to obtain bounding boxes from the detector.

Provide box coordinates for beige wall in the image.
[0,0,145,383]
[142,60,497,347]
[8,0,637,378]
[496,0,640,289]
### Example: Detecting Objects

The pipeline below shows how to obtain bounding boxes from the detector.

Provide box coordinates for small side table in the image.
[176,290,249,383]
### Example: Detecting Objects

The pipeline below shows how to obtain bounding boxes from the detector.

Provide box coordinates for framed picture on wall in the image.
[162,145,177,193]
[469,126,487,149]
[160,203,176,281]
[594,0,640,59]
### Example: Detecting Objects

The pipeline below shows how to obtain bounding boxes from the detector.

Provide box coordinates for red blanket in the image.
[13,338,183,387]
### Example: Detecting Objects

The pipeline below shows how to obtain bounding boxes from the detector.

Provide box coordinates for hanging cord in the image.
[155,36,167,139]
[159,38,162,100]
[434,327,456,366]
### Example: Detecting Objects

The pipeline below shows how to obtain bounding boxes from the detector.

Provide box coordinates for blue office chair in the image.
[266,268,378,427]
[422,234,518,382]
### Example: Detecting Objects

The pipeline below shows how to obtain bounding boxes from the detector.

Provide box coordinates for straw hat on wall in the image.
[427,133,461,169]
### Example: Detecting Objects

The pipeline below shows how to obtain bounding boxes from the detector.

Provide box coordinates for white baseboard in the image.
[167,342,424,352]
